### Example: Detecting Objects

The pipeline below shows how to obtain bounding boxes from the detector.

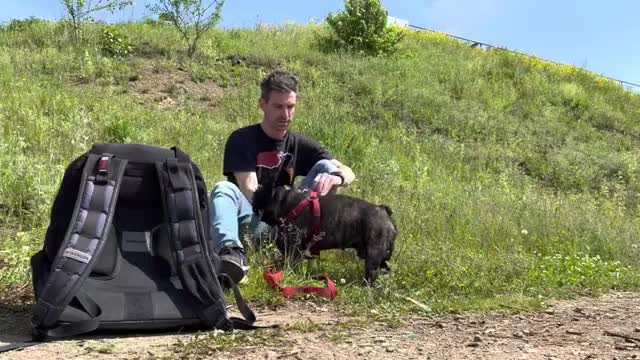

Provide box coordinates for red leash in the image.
[264,191,336,298]
[263,269,337,299]
[285,191,322,257]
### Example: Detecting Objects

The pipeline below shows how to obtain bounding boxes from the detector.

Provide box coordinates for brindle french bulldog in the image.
[253,185,397,284]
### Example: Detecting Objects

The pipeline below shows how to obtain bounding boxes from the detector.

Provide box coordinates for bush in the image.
[99,25,132,57]
[6,17,51,32]
[61,0,133,43]
[319,0,403,56]
[1,17,62,48]
[147,0,225,58]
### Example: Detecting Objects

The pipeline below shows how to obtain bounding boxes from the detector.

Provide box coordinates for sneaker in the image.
[219,244,250,284]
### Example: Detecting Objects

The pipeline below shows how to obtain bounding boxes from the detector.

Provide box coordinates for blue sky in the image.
[3,0,639,87]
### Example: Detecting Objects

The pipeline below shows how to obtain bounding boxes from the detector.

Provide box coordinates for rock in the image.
[635,327,640,333]
[227,55,246,65]
[523,330,531,336]
[158,96,175,108]
[466,342,480,347]
[385,346,396,353]
[454,315,465,321]
[263,350,277,359]
[170,84,187,96]
[513,331,525,339]
[544,309,555,315]
[473,335,483,343]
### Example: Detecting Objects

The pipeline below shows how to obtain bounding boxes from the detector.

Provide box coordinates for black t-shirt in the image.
[223,124,332,187]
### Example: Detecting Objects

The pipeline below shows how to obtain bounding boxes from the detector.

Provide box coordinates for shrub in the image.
[1,17,62,48]
[6,17,51,32]
[99,25,133,57]
[61,0,133,43]
[319,0,403,56]
[147,0,226,58]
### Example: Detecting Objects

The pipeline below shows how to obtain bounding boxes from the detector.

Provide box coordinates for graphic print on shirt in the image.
[256,151,294,186]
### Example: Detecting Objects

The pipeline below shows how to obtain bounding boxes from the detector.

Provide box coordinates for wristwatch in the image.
[330,171,345,185]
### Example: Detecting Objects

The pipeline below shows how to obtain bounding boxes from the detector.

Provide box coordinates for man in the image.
[209,70,356,284]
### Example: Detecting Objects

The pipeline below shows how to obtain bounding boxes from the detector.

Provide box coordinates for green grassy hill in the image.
[2,19,640,315]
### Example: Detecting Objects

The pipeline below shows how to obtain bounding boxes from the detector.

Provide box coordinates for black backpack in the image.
[29,143,263,341]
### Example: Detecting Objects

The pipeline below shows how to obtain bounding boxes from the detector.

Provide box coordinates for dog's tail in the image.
[380,205,393,216]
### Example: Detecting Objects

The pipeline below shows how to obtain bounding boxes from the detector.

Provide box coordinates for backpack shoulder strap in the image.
[155,157,233,329]
[30,153,127,340]
[155,157,263,330]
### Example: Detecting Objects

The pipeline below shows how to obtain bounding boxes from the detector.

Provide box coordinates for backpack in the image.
[29,143,263,341]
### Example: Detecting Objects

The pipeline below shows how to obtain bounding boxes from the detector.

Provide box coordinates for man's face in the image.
[260,90,297,135]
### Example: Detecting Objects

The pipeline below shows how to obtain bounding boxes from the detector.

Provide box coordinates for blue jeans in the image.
[208,159,339,252]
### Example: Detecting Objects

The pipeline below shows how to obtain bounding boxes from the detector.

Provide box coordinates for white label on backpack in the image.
[63,248,92,263]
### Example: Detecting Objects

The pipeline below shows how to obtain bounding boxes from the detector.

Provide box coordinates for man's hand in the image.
[312,173,342,196]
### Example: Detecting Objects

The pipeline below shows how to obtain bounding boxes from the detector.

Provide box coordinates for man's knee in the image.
[311,159,338,174]
[210,181,242,203]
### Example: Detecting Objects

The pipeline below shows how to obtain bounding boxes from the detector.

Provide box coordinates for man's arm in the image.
[233,171,259,202]
[312,158,356,196]
[331,159,355,185]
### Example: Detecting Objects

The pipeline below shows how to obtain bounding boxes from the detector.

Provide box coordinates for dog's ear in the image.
[380,205,393,216]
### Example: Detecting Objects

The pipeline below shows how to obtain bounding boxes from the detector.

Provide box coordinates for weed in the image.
[171,329,288,358]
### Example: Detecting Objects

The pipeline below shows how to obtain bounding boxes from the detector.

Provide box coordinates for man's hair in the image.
[260,70,298,101]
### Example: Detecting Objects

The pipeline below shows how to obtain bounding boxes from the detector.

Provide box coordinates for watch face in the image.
[331,171,344,184]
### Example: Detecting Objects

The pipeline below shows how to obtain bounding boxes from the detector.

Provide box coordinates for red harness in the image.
[285,191,322,257]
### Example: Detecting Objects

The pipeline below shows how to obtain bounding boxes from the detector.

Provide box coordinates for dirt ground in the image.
[1,292,640,359]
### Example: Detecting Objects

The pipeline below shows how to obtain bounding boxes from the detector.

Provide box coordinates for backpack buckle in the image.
[98,156,109,174]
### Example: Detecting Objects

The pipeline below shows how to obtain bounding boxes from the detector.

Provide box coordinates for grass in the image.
[167,330,290,358]
[158,318,372,357]
[1,18,640,321]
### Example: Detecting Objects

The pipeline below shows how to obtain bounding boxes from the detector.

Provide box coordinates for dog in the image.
[252,184,397,284]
